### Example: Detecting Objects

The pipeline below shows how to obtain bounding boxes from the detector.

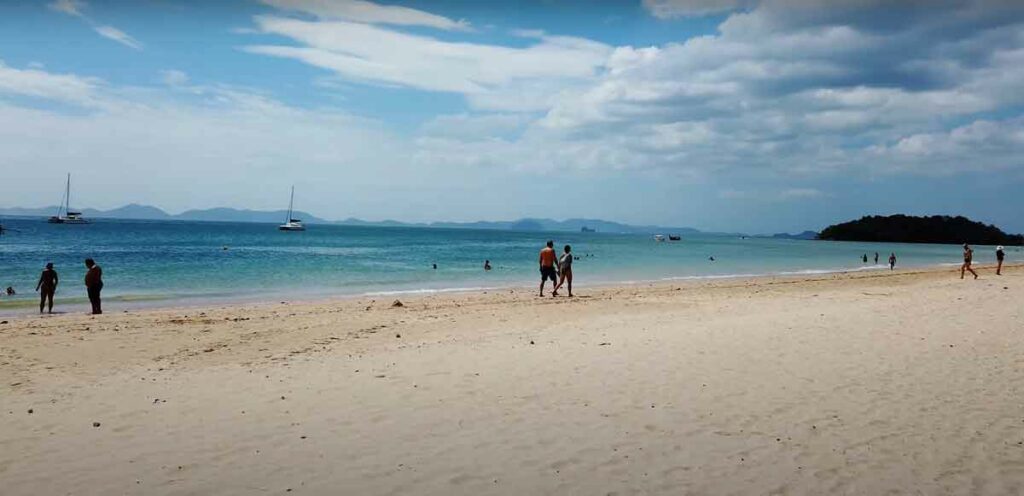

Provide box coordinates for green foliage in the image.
[818,215,1023,245]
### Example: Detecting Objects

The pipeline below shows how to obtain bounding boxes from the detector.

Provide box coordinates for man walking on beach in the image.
[35,262,58,314]
[84,258,103,314]
[539,240,558,297]
[996,246,1005,275]
[961,244,978,280]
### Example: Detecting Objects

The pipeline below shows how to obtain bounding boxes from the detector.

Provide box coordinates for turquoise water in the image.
[0,217,1016,313]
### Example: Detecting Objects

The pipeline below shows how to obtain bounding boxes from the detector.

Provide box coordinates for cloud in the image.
[523,1,1024,177]
[643,0,755,18]
[244,14,611,110]
[0,61,102,106]
[261,0,471,31]
[48,0,143,50]
[158,69,189,86]
[94,25,143,50]
[48,0,85,17]
[0,64,419,214]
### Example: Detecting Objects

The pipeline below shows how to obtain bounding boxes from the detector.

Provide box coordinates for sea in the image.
[0,217,1015,314]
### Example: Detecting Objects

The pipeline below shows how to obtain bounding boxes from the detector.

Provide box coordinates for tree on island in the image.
[817,215,1023,245]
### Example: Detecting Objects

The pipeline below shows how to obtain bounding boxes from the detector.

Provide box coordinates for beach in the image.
[2,265,1023,495]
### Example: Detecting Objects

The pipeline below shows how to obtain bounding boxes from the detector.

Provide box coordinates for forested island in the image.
[818,215,1023,245]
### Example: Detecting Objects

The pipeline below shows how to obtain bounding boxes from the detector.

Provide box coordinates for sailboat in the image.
[48,173,89,224]
[278,186,305,231]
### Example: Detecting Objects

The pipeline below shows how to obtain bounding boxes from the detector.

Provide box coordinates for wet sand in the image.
[1,265,1022,495]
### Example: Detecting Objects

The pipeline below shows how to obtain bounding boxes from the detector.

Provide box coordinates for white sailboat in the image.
[278,186,305,231]
[48,173,89,224]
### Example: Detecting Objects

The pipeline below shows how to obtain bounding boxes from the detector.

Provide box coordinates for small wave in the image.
[363,285,508,297]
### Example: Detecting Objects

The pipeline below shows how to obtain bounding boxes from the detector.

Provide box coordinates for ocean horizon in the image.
[0,217,1015,315]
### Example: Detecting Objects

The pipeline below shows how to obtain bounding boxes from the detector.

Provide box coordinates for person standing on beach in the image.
[961,244,978,280]
[889,253,896,270]
[996,246,1005,275]
[553,245,574,297]
[84,258,103,314]
[538,240,558,297]
[35,262,58,314]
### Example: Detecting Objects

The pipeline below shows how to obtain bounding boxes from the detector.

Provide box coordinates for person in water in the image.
[888,253,896,270]
[35,262,59,314]
[874,252,879,264]
[960,244,978,280]
[84,258,103,314]
[5,286,14,296]
[862,254,868,263]
[484,260,492,271]
[538,240,558,297]
[553,245,574,297]
[996,246,1005,275]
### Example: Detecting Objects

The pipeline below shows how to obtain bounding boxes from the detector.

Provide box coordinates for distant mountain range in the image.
[768,230,819,240]
[0,203,705,235]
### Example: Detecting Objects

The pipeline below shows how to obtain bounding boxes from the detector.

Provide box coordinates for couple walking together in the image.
[539,240,573,297]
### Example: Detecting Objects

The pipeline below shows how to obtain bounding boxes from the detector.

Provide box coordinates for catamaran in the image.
[48,173,89,224]
[278,186,305,231]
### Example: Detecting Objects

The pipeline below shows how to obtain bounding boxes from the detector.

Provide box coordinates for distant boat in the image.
[278,186,306,231]
[47,173,89,224]
[668,235,682,241]
[654,234,666,242]
[581,226,596,233]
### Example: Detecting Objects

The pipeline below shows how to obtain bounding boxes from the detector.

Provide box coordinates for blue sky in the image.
[1,0,1023,233]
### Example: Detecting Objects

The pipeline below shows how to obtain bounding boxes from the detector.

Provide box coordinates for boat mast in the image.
[65,173,71,216]
[287,186,295,222]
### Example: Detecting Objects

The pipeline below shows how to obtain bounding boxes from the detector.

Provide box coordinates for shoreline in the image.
[0,260,1007,319]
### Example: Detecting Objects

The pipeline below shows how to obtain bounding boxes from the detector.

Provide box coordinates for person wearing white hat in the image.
[996,246,1005,276]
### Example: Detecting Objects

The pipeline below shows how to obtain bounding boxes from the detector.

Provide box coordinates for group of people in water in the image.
[863,252,898,270]
[12,259,104,315]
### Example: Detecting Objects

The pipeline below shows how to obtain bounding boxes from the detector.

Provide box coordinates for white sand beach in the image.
[2,265,1023,495]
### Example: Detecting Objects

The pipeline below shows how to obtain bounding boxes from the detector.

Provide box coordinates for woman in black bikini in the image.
[35,262,59,313]
[961,244,978,280]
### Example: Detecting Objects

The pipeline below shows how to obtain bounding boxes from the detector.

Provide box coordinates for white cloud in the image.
[159,69,189,86]
[48,0,85,17]
[261,0,471,31]
[48,0,143,50]
[0,61,102,106]
[245,14,611,110]
[0,65,420,215]
[94,25,143,50]
[643,0,755,18]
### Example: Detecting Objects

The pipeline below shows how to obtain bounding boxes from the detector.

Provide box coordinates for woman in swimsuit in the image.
[35,262,58,313]
[552,245,573,297]
[961,244,978,280]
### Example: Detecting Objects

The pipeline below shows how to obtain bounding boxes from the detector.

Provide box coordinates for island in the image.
[817,215,1023,245]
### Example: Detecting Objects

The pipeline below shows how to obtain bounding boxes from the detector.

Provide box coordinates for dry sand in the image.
[1,265,1023,495]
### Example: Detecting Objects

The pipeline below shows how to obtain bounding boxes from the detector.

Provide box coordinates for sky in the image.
[1,0,1023,234]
